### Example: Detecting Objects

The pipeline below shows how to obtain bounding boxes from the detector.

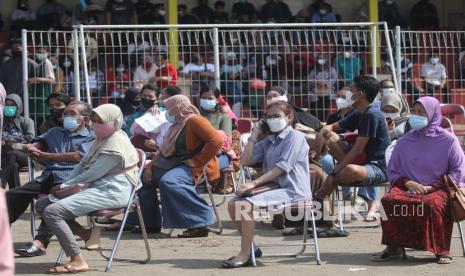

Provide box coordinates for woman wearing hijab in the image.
[149,95,222,238]
[119,86,141,117]
[381,92,410,140]
[35,104,139,273]
[372,96,465,264]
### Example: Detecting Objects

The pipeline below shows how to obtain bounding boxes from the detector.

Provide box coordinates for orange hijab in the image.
[160,95,200,157]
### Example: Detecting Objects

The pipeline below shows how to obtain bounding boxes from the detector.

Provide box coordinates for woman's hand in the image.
[148,106,159,114]
[235,181,256,197]
[319,125,332,139]
[183,159,197,168]
[50,185,61,196]
[405,180,429,195]
[144,139,157,150]
[386,119,395,131]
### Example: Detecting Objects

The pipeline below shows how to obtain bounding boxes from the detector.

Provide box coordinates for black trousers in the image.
[6,175,58,224]
[1,150,29,189]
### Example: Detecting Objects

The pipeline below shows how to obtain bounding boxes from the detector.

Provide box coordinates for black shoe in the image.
[221,256,253,269]
[227,248,262,261]
[177,227,209,238]
[131,226,161,234]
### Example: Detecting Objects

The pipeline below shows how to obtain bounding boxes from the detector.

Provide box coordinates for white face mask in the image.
[317,59,326,65]
[36,53,47,61]
[266,118,288,133]
[430,57,439,65]
[165,111,176,123]
[200,99,217,111]
[266,95,288,106]
[336,98,350,110]
[343,51,352,58]
[382,87,396,95]
[383,112,400,121]
[158,9,166,16]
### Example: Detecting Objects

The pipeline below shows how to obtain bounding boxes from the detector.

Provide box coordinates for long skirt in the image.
[159,165,214,229]
[380,187,453,255]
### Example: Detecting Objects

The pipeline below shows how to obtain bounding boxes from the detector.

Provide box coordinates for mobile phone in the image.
[257,119,270,133]
[386,117,393,125]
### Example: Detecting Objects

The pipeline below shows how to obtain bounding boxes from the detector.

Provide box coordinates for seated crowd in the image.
[1,70,464,273]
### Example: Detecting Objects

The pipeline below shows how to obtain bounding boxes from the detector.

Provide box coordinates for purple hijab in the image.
[387,96,465,187]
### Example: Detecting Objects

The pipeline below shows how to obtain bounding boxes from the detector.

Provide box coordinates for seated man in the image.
[421,51,450,103]
[7,101,95,257]
[316,76,391,218]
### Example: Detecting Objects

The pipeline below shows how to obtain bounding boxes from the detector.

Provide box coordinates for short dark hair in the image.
[141,83,159,95]
[159,53,168,61]
[266,101,293,116]
[353,75,380,103]
[68,101,92,117]
[199,85,221,98]
[267,86,288,96]
[46,93,71,106]
[165,85,181,97]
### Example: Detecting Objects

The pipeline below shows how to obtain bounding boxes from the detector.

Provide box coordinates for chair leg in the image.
[30,200,36,240]
[309,202,321,265]
[55,248,65,266]
[230,172,238,192]
[135,197,151,264]
[250,242,257,267]
[458,222,465,257]
[205,178,223,235]
[335,190,345,233]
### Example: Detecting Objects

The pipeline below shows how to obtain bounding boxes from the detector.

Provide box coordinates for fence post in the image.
[72,28,81,101]
[395,25,402,92]
[370,24,377,78]
[79,24,92,105]
[383,22,398,92]
[21,29,29,118]
[213,28,220,90]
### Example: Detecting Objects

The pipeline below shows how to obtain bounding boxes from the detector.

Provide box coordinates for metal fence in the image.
[21,22,397,123]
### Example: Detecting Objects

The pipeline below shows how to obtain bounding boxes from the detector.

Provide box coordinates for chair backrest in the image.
[440,104,465,119]
[135,149,147,182]
[440,117,454,134]
[237,119,253,134]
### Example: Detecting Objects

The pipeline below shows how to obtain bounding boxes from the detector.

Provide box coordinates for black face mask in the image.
[50,108,65,119]
[141,98,156,109]
[132,100,141,106]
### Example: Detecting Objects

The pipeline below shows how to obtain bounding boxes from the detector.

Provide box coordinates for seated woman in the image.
[372,96,465,264]
[39,93,71,134]
[119,86,141,119]
[1,94,35,189]
[223,101,311,268]
[148,95,222,238]
[381,92,410,141]
[199,86,232,170]
[35,104,140,273]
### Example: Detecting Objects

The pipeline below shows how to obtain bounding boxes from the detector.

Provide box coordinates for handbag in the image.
[443,174,465,222]
[241,183,280,198]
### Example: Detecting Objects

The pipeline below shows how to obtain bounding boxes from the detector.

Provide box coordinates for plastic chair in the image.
[250,200,322,266]
[55,149,151,272]
[440,103,465,136]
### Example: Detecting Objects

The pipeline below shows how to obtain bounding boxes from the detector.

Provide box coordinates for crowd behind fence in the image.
[19,23,465,126]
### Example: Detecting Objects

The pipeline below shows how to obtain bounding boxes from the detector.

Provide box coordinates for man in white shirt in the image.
[180,54,215,97]
[133,55,158,83]
[421,52,450,102]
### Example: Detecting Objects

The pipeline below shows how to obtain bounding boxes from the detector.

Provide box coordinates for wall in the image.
[0,0,463,30]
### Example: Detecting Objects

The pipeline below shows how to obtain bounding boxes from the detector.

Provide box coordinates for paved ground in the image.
[10,173,465,276]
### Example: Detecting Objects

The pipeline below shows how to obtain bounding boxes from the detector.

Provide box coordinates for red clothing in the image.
[106,69,131,96]
[380,178,453,255]
[155,63,178,88]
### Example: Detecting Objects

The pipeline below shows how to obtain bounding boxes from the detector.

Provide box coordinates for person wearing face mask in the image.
[0,94,35,189]
[310,2,337,23]
[326,87,355,127]
[220,52,243,104]
[49,55,65,93]
[154,53,178,89]
[308,54,338,120]
[153,3,166,24]
[39,93,71,134]
[378,79,410,113]
[105,0,137,25]
[317,76,391,220]
[381,93,411,141]
[335,46,363,86]
[180,54,215,97]
[145,95,222,238]
[0,38,36,97]
[106,61,131,97]
[28,45,55,125]
[38,104,139,273]
[372,96,464,265]
[133,55,158,83]
[8,101,95,258]
[10,0,37,31]
[421,52,450,103]
[223,101,311,268]
[119,86,141,119]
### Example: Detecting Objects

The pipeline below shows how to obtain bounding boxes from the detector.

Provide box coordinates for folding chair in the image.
[55,149,151,272]
[250,199,322,266]
[440,103,465,140]
[27,157,36,239]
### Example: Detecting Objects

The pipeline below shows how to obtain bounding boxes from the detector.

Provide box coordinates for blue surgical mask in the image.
[63,116,79,131]
[3,106,17,117]
[165,111,176,124]
[200,99,217,111]
[409,114,428,130]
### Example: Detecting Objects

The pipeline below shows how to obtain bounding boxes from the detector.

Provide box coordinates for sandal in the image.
[221,256,253,269]
[371,247,406,262]
[47,263,89,274]
[436,255,454,264]
[15,242,46,257]
[177,227,209,238]
[227,248,263,260]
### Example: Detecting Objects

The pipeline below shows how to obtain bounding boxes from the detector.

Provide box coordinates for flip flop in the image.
[371,247,406,262]
[47,263,89,274]
[436,255,454,264]
[15,242,46,257]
